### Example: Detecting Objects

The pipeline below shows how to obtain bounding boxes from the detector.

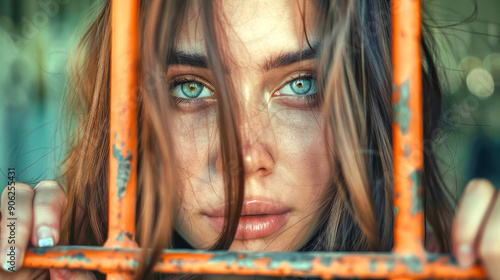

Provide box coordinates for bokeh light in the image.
[466,68,495,99]
[483,52,500,84]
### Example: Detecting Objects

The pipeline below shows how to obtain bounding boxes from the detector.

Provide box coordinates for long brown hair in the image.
[59,0,453,279]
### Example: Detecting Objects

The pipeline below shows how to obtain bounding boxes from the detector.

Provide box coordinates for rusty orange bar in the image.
[391,0,425,256]
[106,0,139,248]
[104,0,139,278]
[23,247,485,279]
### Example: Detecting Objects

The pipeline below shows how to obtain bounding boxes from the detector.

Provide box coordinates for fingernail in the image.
[3,246,18,272]
[38,226,54,247]
[457,244,474,267]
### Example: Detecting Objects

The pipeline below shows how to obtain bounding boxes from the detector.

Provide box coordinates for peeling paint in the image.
[23,247,487,278]
[320,256,333,267]
[404,144,410,157]
[117,231,134,242]
[386,260,395,272]
[32,247,49,255]
[57,252,91,264]
[208,252,257,269]
[206,252,317,271]
[264,252,315,271]
[369,260,377,272]
[394,206,399,216]
[31,246,109,255]
[394,79,411,134]
[410,170,422,215]
[402,255,423,273]
[112,133,133,201]
[126,259,139,269]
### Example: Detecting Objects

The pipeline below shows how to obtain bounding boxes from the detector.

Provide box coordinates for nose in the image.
[241,140,275,177]
[215,108,275,178]
[239,104,275,177]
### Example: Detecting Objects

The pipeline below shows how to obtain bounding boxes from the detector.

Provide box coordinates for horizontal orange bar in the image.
[23,247,485,279]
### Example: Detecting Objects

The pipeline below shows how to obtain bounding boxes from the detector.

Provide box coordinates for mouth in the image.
[203,199,292,240]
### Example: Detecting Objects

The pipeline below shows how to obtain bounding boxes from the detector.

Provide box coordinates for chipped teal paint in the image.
[404,144,410,157]
[386,260,395,272]
[394,79,411,134]
[112,133,133,201]
[394,206,399,215]
[370,260,377,272]
[117,231,134,242]
[126,259,139,269]
[31,247,49,255]
[265,252,315,271]
[410,170,423,215]
[320,256,333,267]
[402,255,423,273]
[31,246,110,255]
[208,252,257,269]
[206,251,317,271]
[57,252,91,264]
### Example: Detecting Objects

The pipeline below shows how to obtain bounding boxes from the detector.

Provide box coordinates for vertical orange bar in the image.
[392,0,425,256]
[105,0,139,279]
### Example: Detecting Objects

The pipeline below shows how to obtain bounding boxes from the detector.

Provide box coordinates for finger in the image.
[478,191,500,280]
[0,267,49,279]
[0,182,34,272]
[49,268,98,280]
[452,179,496,267]
[30,181,68,248]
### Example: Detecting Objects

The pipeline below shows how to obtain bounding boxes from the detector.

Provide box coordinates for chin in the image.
[228,238,297,252]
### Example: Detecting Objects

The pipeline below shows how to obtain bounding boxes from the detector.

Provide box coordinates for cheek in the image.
[171,111,221,249]
[171,111,219,215]
[268,108,333,248]
[172,111,218,181]
[271,107,333,189]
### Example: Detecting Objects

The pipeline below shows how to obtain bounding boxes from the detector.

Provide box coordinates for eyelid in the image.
[283,72,315,84]
[168,75,215,93]
[273,72,317,96]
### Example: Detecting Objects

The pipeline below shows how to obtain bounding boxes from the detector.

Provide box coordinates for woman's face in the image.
[169,0,333,251]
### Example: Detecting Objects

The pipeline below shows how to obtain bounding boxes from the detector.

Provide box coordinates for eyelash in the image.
[168,77,215,108]
[168,73,318,108]
[273,73,318,102]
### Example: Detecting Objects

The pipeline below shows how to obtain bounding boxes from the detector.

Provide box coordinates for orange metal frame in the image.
[23,0,486,279]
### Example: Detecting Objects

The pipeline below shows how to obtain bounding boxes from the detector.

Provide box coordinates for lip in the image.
[203,199,292,240]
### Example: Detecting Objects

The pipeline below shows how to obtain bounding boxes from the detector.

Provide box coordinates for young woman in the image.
[1,0,499,279]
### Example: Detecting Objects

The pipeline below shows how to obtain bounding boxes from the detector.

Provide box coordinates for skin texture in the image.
[0,1,499,280]
[170,0,332,251]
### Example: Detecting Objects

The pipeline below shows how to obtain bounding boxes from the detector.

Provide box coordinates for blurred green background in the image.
[0,0,499,197]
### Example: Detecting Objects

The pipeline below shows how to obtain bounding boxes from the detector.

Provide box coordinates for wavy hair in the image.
[59,0,453,279]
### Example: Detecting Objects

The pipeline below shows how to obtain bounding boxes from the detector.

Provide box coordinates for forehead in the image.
[175,0,319,68]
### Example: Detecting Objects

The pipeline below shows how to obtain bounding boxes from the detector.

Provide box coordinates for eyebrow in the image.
[261,43,320,71]
[168,43,319,71]
[168,51,208,68]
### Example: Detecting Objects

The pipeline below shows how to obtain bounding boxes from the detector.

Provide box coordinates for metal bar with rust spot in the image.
[104,0,140,278]
[23,247,485,279]
[391,0,425,257]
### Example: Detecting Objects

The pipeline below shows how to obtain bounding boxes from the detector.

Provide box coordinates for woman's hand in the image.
[453,179,500,280]
[0,180,96,279]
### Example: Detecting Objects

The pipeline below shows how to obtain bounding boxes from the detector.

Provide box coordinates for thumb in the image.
[49,268,97,280]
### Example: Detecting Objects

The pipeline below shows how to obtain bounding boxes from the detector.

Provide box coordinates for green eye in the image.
[172,81,214,99]
[182,82,203,98]
[280,77,317,96]
[290,79,312,95]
